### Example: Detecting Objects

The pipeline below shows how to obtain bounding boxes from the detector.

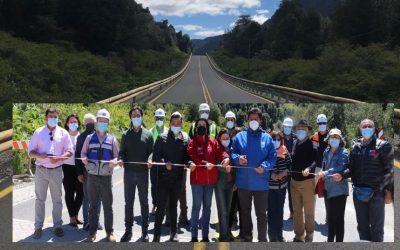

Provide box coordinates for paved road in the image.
[150,56,272,104]
[12,166,394,243]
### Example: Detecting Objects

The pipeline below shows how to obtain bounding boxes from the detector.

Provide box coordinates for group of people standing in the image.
[27,103,394,242]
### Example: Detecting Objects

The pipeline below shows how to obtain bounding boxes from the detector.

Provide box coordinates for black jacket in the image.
[291,138,317,181]
[343,137,393,191]
[152,130,190,182]
[75,129,95,176]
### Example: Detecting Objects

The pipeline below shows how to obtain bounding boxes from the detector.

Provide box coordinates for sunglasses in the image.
[317,122,327,125]
[49,132,53,141]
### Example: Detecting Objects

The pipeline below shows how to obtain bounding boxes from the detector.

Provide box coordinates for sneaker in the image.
[54,227,64,237]
[141,234,149,242]
[32,228,42,239]
[106,232,116,242]
[120,231,132,242]
[85,233,96,242]
[190,237,198,242]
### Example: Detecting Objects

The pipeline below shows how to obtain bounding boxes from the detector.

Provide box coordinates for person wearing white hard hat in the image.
[81,108,120,242]
[149,108,169,216]
[282,117,295,219]
[119,105,154,242]
[189,103,218,139]
[311,114,329,224]
[224,111,242,140]
[317,128,349,242]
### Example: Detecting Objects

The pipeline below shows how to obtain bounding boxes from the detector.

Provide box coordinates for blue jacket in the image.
[322,147,349,199]
[231,128,277,191]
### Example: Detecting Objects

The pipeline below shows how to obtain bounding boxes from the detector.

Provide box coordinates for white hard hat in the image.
[225,111,236,119]
[283,118,293,127]
[199,103,210,112]
[155,108,166,117]
[171,111,182,118]
[317,114,328,123]
[96,109,110,120]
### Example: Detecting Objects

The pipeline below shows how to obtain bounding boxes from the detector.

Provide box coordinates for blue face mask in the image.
[361,127,374,139]
[329,138,340,148]
[68,123,79,131]
[97,122,108,132]
[132,117,142,127]
[296,130,307,140]
[171,126,181,134]
[318,125,327,132]
[283,127,292,135]
[47,118,58,127]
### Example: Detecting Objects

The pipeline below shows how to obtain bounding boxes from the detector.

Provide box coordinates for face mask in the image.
[132,117,142,127]
[47,118,58,128]
[197,126,207,136]
[283,127,292,135]
[68,123,79,131]
[156,120,164,127]
[226,121,234,129]
[200,113,209,120]
[249,120,259,131]
[171,126,181,134]
[274,140,281,149]
[97,122,108,132]
[318,125,327,132]
[329,138,340,148]
[296,130,307,140]
[221,139,230,148]
[361,127,374,139]
[85,123,95,132]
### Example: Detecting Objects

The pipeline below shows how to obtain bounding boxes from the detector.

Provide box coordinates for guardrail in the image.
[0,129,12,152]
[206,53,366,104]
[98,54,192,104]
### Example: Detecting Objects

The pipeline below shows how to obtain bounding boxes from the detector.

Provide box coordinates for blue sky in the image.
[136,0,282,39]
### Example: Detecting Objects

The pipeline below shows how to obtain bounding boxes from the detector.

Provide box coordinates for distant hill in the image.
[299,0,338,16]
[192,35,223,55]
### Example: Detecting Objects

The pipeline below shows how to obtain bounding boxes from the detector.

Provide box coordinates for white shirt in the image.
[63,133,79,165]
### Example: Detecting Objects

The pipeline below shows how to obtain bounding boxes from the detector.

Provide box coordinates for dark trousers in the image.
[154,178,182,236]
[237,189,269,242]
[150,166,158,206]
[353,190,385,242]
[215,183,233,241]
[166,169,188,222]
[287,178,293,214]
[268,188,286,242]
[87,174,113,234]
[124,170,149,234]
[326,195,347,242]
[62,164,83,217]
[229,190,242,231]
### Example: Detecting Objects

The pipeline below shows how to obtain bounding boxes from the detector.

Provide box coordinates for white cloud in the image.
[137,0,261,17]
[256,9,269,14]
[176,24,225,38]
[251,14,268,24]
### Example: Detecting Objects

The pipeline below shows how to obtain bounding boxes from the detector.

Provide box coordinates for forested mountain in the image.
[192,35,223,55]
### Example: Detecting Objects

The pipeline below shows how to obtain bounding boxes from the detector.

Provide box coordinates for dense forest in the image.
[213,0,400,103]
[0,0,193,129]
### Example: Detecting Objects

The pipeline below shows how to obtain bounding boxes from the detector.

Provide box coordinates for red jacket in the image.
[187,136,228,185]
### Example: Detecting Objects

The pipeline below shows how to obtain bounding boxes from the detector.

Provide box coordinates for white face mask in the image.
[221,140,230,148]
[200,113,209,120]
[249,120,259,131]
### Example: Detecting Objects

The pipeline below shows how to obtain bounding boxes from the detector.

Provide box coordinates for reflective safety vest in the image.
[150,126,169,143]
[312,132,320,150]
[191,121,217,138]
[87,133,115,176]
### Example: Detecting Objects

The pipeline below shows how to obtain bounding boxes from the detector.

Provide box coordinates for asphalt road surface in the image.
[149,56,272,104]
[12,166,394,243]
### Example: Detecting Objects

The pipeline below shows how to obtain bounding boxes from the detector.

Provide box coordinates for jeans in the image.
[268,188,286,241]
[124,170,149,234]
[190,184,214,239]
[87,174,113,234]
[237,189,269,242]
[215,183,233,241]
[353,189,385,242]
